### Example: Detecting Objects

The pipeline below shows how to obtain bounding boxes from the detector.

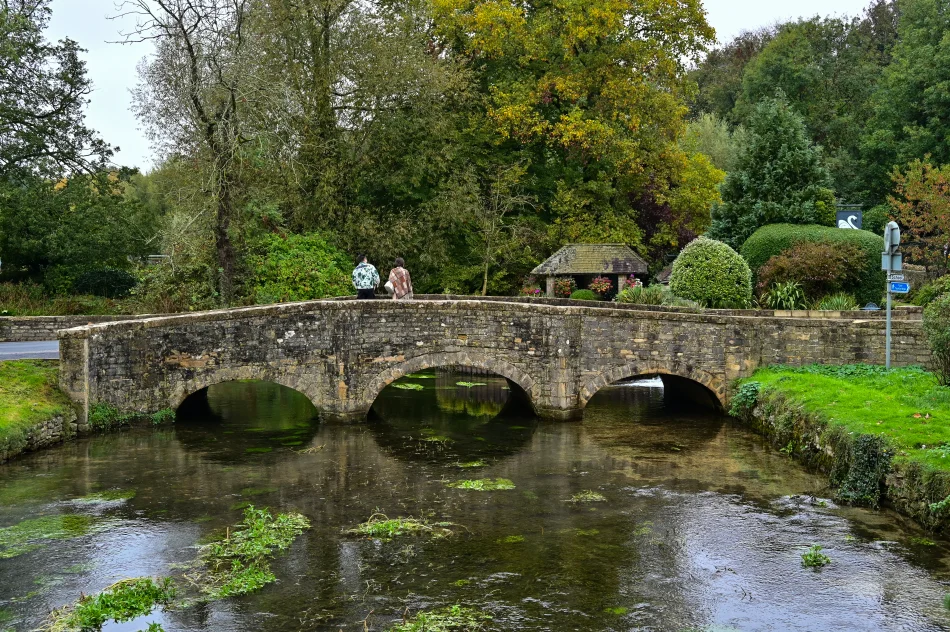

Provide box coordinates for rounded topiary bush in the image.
[670,236,752,308]
[570,289,599,301]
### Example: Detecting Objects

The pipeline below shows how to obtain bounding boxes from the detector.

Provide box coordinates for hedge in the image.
[569,289,599,301]
[741,224,885,306]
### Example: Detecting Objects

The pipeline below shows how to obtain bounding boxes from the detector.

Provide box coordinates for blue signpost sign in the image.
[890,282,910,294]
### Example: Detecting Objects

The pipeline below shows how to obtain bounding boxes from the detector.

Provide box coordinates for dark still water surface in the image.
[2,373,950,631]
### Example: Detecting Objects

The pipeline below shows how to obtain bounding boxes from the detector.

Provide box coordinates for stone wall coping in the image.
[58,296,923,340]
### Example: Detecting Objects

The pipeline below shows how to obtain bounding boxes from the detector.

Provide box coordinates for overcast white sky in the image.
[47,0,873,172]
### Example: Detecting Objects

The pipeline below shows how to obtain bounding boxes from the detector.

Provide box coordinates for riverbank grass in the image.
[0,361,71,458]
[739,365,950,471]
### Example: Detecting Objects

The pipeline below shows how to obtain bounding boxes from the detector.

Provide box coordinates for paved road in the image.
[0,341,58,360]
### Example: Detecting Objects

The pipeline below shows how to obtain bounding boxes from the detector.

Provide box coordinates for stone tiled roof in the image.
[530,244,648,276]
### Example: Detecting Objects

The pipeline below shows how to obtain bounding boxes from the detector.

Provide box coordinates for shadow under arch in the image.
[174,380,321,462]
[367,366,538,466]
[362,352,539,415]
[579,364,725,412]
[169,366,326,413]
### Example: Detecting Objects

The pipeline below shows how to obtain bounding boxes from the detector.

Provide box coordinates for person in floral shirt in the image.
[352,254,380,299]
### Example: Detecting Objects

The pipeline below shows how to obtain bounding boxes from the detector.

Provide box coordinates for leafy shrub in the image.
[252,232,351,304]
[741,224,885,305]
[131,257,220,314]
[863,204,890,236]
[914,276,950,307]
[924,293,950,386]
[589,276,613,296]
[761,281,806,309]
[729,381,760,417]
[615,284,666,305]
[756,241,864,300]
[669,237,753,308]
[815,292,859,311]
[553,277,577,298]
[72,268,137,299]
[569,289,599,301]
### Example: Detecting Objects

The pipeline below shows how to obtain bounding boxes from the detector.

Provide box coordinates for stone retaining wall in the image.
[0,409,79,464]
[0,315,150,343]
[739,390,950,533]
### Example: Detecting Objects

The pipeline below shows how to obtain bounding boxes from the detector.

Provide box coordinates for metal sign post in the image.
[882,222,903,369]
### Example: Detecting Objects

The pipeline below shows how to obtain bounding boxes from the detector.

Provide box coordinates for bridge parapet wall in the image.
[57,299,929,424]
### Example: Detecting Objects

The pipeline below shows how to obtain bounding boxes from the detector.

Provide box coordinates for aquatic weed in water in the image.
[388,604,492,631]
[455,382,487,388]
[349,513,457,540]
[456,460,487,468]
[496,534,525,544]
[445,478,515,491]
[801,544,831,568]
[568,490,607,503]
[393,383,425,391]
[191,506,310,598]
[42,577,175,632]
[0,514,107,559]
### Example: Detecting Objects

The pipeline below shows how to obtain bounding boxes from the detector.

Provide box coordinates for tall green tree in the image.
[0,0,113,178]
[863,0,950,203]
[431,0,717,249]
[707,94,836,250]
[689,27,776,124]
[735,9,897,201]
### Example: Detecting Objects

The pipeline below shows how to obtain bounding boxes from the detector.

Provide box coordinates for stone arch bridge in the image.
[58,298,928,424]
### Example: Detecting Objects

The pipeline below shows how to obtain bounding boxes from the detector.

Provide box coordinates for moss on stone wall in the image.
[0,361,74,462]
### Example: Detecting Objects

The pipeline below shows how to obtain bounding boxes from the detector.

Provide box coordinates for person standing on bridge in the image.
[352,254,380,299]
[388,257,413,300]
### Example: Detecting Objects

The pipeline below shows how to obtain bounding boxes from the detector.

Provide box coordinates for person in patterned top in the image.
[388,257,413,300]
[352,254,379,299]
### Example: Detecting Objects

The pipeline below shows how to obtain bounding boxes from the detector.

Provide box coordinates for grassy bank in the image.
[0,361,72,459]
[734,364,950,530]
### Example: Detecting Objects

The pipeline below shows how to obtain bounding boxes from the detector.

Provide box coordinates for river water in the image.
[1,372,950,631]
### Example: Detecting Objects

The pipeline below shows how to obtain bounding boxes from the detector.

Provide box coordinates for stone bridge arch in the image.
[360,351,540,414]
[578,363,726,410]
[169,366,327,414]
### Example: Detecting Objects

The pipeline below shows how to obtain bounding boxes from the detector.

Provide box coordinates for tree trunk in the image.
[482,260,489,296]
[216,172,236,304]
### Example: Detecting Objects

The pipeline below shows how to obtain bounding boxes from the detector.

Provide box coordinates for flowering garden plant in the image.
[622,275,642,290]
[519,275,543,297]
[554,277,577,298]
[589,276,613,296]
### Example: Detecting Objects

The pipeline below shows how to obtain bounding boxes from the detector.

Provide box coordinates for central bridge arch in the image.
[361,351,539,414]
